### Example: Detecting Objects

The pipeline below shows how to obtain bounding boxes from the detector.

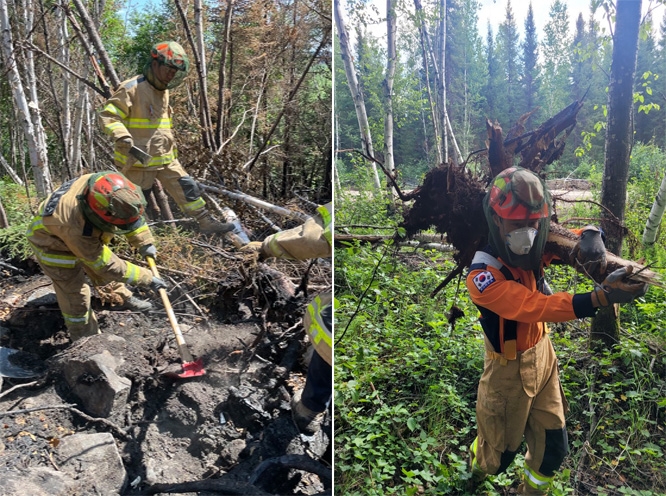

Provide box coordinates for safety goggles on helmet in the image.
[86,172,146,226]
[488,167,549,220]
[151,41,190,72]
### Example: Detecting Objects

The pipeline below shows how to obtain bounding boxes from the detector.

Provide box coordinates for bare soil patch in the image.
[0,249,331,495]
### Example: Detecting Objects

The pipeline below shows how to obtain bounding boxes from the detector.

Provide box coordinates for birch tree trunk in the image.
[413,0,442,164]
[0,153,24,185]
[57,6,72,173]
[0,0,52,196]
[383,0,397,196]
[174,0,214,150]
[334,0,381,189]
[0,196,8,227]
[593,0,641,350]
[439,0,448,163]
[642,172,666,246]
[22,0,52,184]
[71,0,120,90]
[216,0,234,148]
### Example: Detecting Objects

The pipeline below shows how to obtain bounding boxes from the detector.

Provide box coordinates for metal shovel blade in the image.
[0,347,46,378]
[163,358,206,379]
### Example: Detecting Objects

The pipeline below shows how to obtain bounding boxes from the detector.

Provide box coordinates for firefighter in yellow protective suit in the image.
[465,167,648,494]
[99,41,232,235]
[242,203,332,434]
[26,172,167,341]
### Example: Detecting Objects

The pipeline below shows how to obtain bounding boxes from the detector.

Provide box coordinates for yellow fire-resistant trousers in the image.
[35,264,100,341]
[473,335,569,492]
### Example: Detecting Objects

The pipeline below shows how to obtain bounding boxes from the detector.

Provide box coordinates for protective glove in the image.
[572,225,607,275]
[116,137,133,156]
[139,244,157,259]
[594,265,648,307]
[240,241,263,254]
[149,276,168,293]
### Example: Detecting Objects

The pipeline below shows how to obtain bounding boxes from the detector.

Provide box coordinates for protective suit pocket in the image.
[477,392,506,452]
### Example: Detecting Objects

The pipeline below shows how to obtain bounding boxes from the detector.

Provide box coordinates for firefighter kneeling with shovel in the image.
[26,171,166,341]
[466,167,648,494]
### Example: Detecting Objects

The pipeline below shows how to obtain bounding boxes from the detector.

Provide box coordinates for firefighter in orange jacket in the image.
[26,172,166,341]
[466,167,647,494]
[99,41,232,234]
[242,203,332,434]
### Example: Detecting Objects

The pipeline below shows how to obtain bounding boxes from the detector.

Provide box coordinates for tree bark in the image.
[383,0,397,197]
[594,0,642,349]
[70,0,120,90]
[642,171,666,246]
[215,0,234,148]
[334,0,381,189]
[0,0,52,197]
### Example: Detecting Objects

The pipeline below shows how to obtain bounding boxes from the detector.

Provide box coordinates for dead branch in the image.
[200,182,310,221]
[250,454,332,487]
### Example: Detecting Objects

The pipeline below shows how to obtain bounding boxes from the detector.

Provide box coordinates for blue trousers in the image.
[301,350,332,413]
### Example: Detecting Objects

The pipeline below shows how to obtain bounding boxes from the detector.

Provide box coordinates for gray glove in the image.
[572,225,607,275]
[116,137,133,156]
[149,277,168,293]
[139,244,157,259]
[594,266,648,307]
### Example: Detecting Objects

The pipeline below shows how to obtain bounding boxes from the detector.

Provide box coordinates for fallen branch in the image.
[0,380,38,400]
[200,182,310,221]
[0,260,26,275]
[137,479,275,495]
[335,234,453,252]
[249,454,332,487]
[546,224,664,287]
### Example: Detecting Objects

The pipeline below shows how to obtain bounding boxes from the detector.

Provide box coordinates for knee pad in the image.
[497,448,519,474]
[178,176,202,202]
[540,427,569,476]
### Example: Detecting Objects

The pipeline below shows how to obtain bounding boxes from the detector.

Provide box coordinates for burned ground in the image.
[0,227,331,496]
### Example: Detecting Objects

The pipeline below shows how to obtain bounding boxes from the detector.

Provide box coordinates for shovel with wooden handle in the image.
[146,256,205,378]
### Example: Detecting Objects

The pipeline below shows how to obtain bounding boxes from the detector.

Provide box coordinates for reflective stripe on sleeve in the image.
[102,103,128,120]
[123,262,143,284]
[317,204,332,245]
[182,198,206,214]
[82,245,113,271]
[306,295,332,348]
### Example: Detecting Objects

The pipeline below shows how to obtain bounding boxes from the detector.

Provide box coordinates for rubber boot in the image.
[467,441,487,493]
[118,296,153,312]
[193,210,234,234]
[291,390,323,435]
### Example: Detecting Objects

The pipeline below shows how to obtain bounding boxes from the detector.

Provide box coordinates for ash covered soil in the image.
[0,246,331,496]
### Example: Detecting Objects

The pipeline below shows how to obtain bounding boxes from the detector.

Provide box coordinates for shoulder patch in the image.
[472,270,495,293]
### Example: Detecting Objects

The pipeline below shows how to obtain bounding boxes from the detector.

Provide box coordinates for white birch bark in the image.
[384,0,397,196]
[0,0,52,196]
[439,0,448,163]
[58,7,72,170]
[0,152,24,185]
[642,172,666,246]
[334,0,381,190]
[71,70,89,176]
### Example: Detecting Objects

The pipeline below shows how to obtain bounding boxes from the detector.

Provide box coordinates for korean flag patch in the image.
[473,271,495,293]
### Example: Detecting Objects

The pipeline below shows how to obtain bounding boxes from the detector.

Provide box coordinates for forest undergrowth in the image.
[333,159,666,495]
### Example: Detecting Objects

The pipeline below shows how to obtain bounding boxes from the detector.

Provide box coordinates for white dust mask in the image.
[505,227,538,255]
